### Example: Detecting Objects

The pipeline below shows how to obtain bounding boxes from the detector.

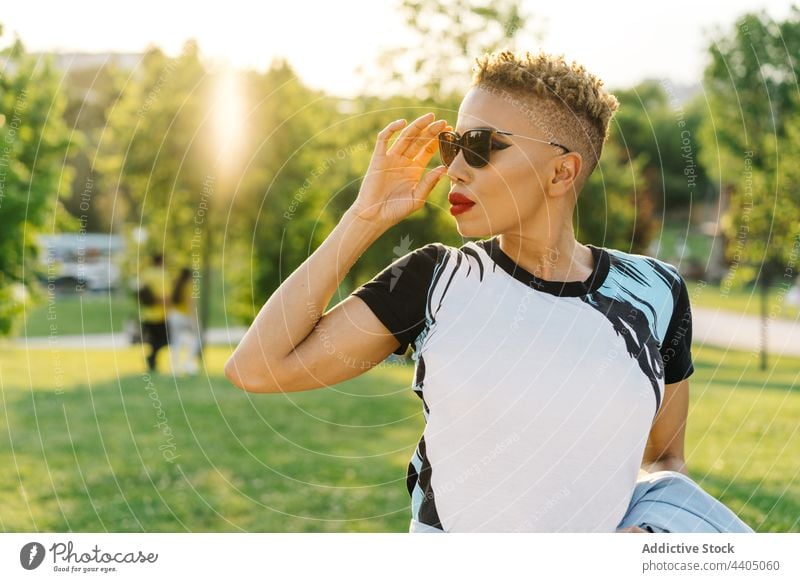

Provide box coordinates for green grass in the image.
[684,343,800,533]
[0,343,797,532]
[687,280,800,322]
[0,346,421,532]
[22,292,139,337]
[651,221,713,265]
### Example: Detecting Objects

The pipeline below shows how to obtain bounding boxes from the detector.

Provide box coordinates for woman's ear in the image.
[549,152,582,195]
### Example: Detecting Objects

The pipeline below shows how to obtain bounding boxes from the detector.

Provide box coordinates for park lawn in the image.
[686,280,800,322]
[0,343,797,532]
[650,221,713,266]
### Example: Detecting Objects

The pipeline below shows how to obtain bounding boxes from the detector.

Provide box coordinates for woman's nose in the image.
[445,148,472,183]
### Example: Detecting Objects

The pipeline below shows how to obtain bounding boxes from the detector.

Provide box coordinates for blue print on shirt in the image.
[581,252,680,416]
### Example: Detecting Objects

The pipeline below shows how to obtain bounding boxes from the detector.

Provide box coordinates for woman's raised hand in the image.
[348,112,451,227]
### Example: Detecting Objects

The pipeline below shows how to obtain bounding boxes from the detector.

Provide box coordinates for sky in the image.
[2,0,798,96]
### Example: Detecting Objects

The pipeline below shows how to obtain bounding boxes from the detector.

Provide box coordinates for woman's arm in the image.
[641,379,690,475]
[224,113,449,393]
[224,210,394,392]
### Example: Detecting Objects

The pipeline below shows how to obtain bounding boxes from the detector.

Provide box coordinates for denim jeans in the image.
[615,470,753,533]
[409,470,754,533]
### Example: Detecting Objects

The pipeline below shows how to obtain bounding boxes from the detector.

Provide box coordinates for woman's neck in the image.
[497,226,594,283]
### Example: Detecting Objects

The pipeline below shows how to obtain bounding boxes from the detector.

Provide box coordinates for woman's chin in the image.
[454,221,493,239]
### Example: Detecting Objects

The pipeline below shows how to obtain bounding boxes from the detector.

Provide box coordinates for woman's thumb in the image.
[415,165,448,201]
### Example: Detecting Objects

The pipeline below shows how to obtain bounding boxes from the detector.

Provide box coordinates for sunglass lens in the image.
[463,130,490,168]
[438,132,458,166]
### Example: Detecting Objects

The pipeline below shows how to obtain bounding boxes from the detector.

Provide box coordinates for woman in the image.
[225,51,752,533]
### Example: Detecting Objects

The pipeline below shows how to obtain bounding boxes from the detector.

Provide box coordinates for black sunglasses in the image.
[438,127,571,168]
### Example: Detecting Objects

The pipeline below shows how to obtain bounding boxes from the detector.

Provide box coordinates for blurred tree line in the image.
[2,2,799,335]
[700,7,800,289]
[0,25,75,335]
[699,6,800,367]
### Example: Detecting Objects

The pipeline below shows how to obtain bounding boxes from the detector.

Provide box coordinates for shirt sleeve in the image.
[351,242,443,355]
[660,274,694,384]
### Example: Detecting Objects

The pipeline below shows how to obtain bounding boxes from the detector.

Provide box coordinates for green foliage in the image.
[97,40,233,318]
[371,0,541,101]
[613,80,711,213]
[575,131,648,252]
[100,41,211,269]
[700,8,800,285]
[224,61,336,322]
[61,60,126,231]
[0,31,75,335]
[90,44,462,325]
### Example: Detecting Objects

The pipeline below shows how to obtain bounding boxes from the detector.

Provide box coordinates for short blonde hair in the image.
[471,50,619,185]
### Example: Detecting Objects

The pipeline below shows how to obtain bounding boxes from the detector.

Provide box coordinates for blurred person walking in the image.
[138,253,170,373]
[168,267,200,376]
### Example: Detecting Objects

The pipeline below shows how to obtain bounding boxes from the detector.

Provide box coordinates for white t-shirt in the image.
[352,236,694,532]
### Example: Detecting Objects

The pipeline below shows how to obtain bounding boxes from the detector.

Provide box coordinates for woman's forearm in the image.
[226,208,388,378]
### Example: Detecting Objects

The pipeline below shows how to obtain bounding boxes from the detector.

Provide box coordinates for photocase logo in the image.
[389,234,414,292]
[19,542,46,570]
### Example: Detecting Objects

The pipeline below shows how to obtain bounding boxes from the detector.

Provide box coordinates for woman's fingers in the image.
[374,119,408,157]
[616,525,648,533]
[412,120,448,167]
[386,112,437,158]
[406,118,447,162]
[374,114,450,166]
[412,165,448,203]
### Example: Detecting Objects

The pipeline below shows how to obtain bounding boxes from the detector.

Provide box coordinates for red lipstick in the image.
[448,192,475,216]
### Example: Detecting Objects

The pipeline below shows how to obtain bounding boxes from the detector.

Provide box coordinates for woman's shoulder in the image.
[602,246,683,281]
[383,239,488,284]
[400,239,482,262]
[416,238,497,263]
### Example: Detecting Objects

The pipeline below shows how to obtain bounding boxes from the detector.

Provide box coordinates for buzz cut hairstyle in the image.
[470,50,619,186]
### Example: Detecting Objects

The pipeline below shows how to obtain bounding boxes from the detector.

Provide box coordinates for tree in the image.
[575,129,646,252]
[61,60,126,232]
[699,8,800,367]
[363,0,543,102]
[613,80,710,215]
[701,9,800,279]
[0,26,74,335]
[99,41,211,283]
